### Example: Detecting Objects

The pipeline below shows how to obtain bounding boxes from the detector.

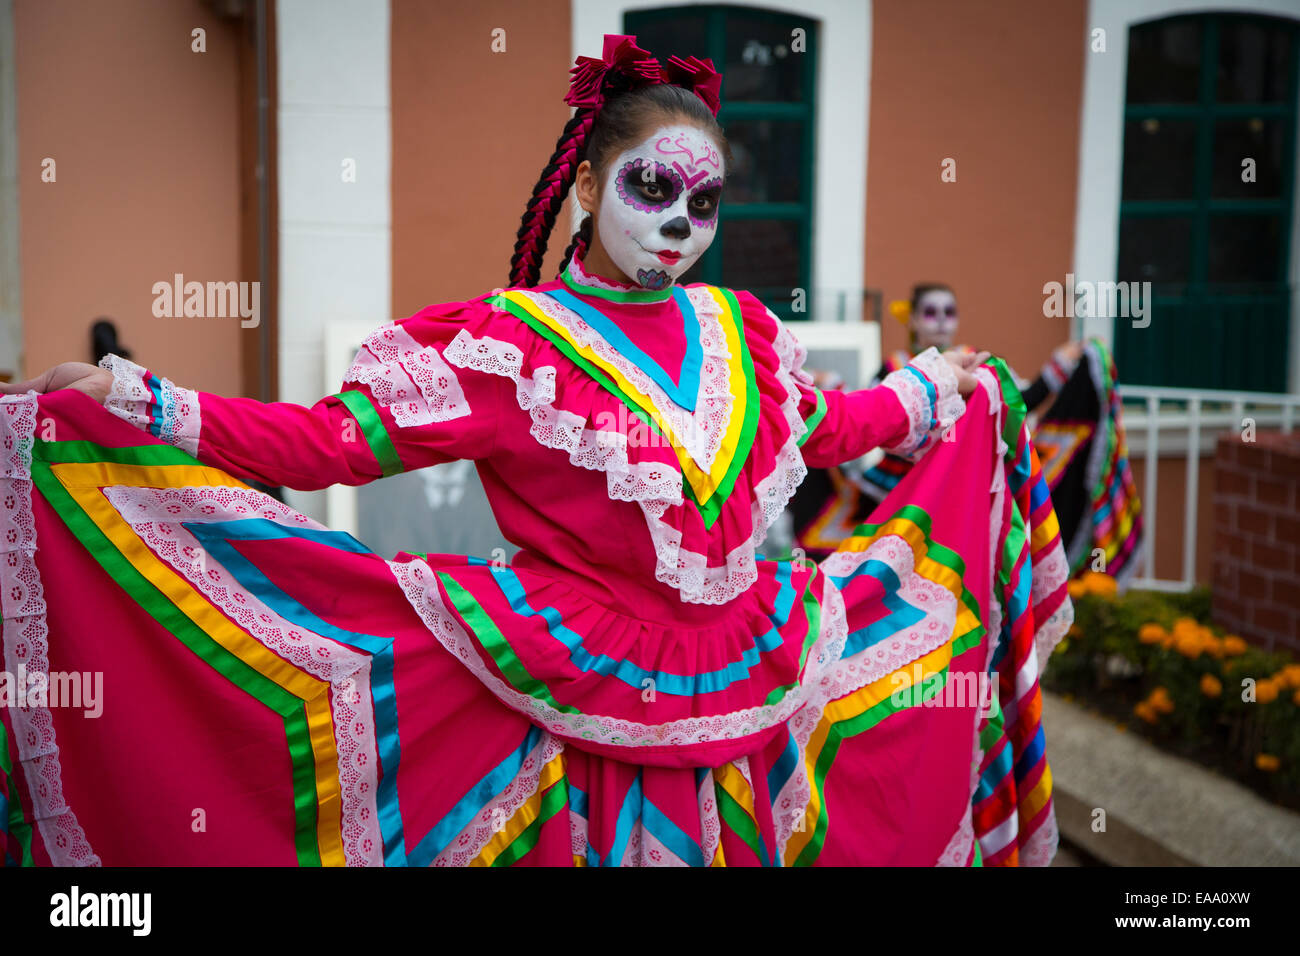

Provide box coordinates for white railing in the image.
[1118,385,1300,592]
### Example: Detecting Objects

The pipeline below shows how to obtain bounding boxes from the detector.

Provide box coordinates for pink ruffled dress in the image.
[0,256,1070,866]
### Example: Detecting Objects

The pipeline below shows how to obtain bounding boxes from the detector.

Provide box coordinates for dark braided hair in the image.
[509,83,730,289]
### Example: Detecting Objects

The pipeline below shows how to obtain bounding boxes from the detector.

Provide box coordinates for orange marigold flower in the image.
[1255,754,1281,773]
[1067,579,1087,600]
[1223,635,1248,656]
[1138,623,1166,645]
[1175,633,1204,659]
[1256,679,1280,704]
[1277,664,1300,689]
[1149,687,1175,714]
[1134,701,1159,724]
[1086,573,1118,598]
[1200,674,1222,698]
[1171,617,1199,638]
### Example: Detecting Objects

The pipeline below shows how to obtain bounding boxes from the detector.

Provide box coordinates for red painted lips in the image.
[656,250,682,265]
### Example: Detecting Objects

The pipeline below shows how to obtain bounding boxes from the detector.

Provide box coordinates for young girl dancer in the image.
[0,35,1069,866]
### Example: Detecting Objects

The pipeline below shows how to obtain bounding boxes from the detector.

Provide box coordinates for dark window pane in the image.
[1216,16,1294,103]
[1121,118,1198,199]
[1208,215,1283,284]
[1212,117,1286,198]
[723,12,810,102]
[1126,18,1202,104]
[1118,216,1192,289]
[626,13,709,63]
[721,219,801,293]
[723,120,803,203]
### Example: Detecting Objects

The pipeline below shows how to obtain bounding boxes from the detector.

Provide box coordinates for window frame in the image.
[624,4,819,321]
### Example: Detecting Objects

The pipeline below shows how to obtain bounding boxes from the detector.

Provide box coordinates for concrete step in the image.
[1043,691,1300,867]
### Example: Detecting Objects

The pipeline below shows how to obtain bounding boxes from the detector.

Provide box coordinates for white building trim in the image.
[276,0,391,521]
[1075,0,1300,391]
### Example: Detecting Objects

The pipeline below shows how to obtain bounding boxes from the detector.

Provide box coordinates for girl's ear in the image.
[575,160,598,215]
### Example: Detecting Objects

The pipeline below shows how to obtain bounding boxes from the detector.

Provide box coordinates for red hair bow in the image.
[565,34,662,112]
[661,54,722,117]
[565,35,724,118]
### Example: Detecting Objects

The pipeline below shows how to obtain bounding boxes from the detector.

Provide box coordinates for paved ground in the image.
[1043,691,1300,866]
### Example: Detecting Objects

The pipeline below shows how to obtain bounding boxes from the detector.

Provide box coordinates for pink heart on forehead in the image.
[673,161,709,189]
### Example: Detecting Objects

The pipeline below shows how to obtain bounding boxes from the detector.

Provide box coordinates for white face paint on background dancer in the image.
[596,123,725,290]
[912,288,960,350]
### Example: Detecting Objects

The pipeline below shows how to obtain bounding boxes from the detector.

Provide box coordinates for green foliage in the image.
[1044,581,1300,806]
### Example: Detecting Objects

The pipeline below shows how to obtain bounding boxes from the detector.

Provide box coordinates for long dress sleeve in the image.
[750,294,965,469]
[1019,345,1081,414]
[95,298,503,491]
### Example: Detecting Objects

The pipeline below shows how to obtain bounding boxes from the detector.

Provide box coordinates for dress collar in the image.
[562,254,675,304]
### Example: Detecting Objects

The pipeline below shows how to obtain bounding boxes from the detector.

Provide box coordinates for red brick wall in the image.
[1212,432,1300,654]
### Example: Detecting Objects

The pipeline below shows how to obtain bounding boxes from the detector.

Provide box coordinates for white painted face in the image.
[911,288,959,350]
[596,123,725,291]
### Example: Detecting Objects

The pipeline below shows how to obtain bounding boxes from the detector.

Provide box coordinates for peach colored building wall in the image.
[865,0,1087,379]
[390,0,572,316]
[15,0,245,393]
[1129,453,1217,587]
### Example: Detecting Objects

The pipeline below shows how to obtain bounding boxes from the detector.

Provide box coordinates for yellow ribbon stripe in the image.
[469,752,568,867]
[499,288,748,507]
[783,640,957,865]
[50,459,347,867]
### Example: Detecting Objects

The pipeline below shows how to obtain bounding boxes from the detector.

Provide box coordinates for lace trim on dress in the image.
[879,347,965,461]
[0,393,101,866]
[433,730,567,866]
[447,289,818,606]
[567,254,642,293]
[386,554,851,750]
[344,322,472,427]
[443,330,686,506]
[511,286,734,471]
[101,484,386,866]
[98,353,201,457]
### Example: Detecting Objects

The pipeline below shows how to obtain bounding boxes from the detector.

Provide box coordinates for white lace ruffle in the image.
[433,730,567,866]
[0,393,101,866]
[879,347,965,461]
[444,330,686,506]
[386,554,850,752]
[450,287,815,606]
[97,353,200,457]
[101,483,385,866]
[567,254,644,294]
[511,287,734,471]
[344,322,471,427]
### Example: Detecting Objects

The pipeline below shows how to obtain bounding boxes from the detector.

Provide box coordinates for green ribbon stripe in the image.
[491,289,761,531]
[798,386,828,447]
[1,718,34,866]
[32,439,325,866]
[334,389,403,478]
[559,267,673,304]
[490,776,570,867]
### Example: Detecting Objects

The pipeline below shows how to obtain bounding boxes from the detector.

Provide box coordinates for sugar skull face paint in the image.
[596,124,724,290]
[911,289,959,350]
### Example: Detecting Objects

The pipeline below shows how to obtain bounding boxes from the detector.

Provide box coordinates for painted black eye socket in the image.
[689,190,721,217]
[626,163,677,205]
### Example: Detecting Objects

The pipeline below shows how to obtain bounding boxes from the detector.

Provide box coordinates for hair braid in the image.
[509,109,594,288]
